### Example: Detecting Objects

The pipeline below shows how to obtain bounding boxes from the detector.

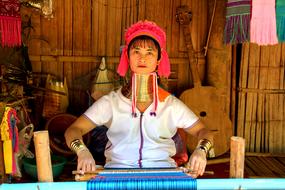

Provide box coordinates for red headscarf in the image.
[117,20,171,78]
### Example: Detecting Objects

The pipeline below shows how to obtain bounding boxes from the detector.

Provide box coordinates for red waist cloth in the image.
[0,0,21,47]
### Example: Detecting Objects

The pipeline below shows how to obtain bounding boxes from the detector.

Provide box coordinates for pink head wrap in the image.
[117,20,171,77]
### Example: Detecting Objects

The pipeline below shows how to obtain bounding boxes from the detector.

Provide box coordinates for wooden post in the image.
[33,131,53,182]
[230,136,245,178]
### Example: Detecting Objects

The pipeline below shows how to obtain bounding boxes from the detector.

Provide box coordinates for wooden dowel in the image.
[230,136,245,178]
[207,157,230,165]
[33,130,53,182]
[72,168,214,175]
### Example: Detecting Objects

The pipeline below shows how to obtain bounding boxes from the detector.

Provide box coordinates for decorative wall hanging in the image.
[250,0,278,45]
[0,0,22,47]
[224,0,251,44]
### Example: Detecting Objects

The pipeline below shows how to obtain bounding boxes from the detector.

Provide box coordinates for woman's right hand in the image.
[77,149,96,173]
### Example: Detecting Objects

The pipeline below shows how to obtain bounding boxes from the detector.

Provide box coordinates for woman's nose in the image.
[140,55,146,62]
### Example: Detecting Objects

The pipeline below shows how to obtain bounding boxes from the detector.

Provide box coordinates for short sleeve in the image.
[172,98,199,129]
[84,96,112,126]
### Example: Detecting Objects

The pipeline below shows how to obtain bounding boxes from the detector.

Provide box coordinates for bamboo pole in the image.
[33,130,53,182]
[230,136,245,178]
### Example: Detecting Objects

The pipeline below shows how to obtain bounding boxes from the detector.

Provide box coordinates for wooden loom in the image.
[32,132,244,185]
[72,168,215,181]
[0,133,252,190]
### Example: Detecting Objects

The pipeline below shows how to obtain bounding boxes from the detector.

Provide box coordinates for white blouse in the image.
[84,87,199,168]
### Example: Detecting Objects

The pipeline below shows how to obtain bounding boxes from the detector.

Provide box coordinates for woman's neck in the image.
[135,74,153,103]
[121,73,158,113]
[122,73,154,102]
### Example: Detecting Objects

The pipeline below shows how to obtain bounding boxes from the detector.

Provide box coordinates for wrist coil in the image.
[196,139,213,157]
[70,139,88,154]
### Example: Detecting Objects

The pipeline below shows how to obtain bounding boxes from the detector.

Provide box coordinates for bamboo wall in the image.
[237,43,285,153]
[22,0,231,116]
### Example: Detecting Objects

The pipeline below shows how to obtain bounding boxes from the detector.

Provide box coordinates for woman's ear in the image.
[157,54,162,64]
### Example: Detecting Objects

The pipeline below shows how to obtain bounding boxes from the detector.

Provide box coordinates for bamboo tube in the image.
[230,136,245,178]
[33,131,53,182]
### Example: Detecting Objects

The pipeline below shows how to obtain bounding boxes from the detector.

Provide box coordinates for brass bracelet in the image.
[196,139,213,156]
[70,139,88,154]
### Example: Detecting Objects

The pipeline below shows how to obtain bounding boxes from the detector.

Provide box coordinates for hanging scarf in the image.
[0,0,21,47]
[0,107,19,175]
[250,0,278,45]
[224,0,251,44]
[276,0,285,42]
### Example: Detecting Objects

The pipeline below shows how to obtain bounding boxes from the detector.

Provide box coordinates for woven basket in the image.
[45,113,90,157]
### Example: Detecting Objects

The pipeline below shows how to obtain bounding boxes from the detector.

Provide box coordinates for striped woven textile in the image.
[224,0,251,44]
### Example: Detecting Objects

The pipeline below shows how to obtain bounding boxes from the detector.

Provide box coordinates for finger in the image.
[91,162,96,171]
[192,159,200,173]
[86,162,92,172]
[77,161,83,172]
[198,164,204,176]
[189,173,198,179]
[189,159,196,171]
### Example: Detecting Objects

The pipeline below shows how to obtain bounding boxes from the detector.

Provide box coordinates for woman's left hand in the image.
[185,148,207,178]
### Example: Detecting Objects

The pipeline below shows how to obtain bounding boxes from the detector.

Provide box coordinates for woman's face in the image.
[129,40,160,75]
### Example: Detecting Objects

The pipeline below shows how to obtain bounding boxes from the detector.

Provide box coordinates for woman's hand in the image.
[77,149,96,174]
[185,148,207,178]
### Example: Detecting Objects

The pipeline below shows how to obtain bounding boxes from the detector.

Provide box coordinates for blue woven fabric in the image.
[87,171,197,190]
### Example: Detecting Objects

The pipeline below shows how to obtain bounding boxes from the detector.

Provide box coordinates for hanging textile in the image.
[276,0,285,42]
[0,106,19,175]
[224,0,251,44]
[250,0,278,45]
[0,0,22,47]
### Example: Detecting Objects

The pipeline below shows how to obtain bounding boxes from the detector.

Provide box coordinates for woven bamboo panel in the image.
[237,43,285,153]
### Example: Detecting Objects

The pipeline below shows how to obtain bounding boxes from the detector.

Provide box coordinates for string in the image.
[131,74,137,117]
